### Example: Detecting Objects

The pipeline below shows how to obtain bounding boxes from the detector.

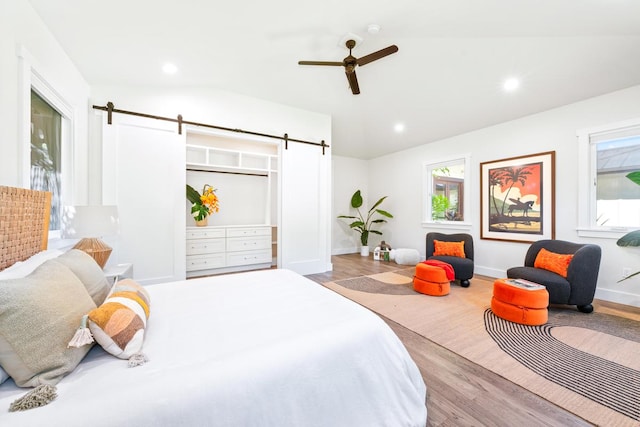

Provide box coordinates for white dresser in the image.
[186,225,273,277]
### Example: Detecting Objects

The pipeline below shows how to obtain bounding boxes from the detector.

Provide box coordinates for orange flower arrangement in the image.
[186,184,219,221]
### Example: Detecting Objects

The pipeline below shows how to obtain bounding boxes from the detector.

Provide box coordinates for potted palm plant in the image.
[338,190,393,256]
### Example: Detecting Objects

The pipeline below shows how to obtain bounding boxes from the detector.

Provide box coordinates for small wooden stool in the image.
[491,278,549,326]
[413,263,450,296]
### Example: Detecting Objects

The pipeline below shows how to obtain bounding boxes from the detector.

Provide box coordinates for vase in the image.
[360,245,370,257]
[195,217,208,227]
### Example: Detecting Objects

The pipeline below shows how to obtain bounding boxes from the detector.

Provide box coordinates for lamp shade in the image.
[61,206,119,239]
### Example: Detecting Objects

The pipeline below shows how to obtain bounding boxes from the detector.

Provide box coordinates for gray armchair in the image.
[506,240,602,313]
[426,232,474,287]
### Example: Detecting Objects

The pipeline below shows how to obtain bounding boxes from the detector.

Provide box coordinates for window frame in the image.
[577,117,640,239]
[422,154,472,230]
[18,47,74,238]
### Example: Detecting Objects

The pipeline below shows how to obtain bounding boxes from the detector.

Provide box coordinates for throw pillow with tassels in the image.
[69,278,150,367]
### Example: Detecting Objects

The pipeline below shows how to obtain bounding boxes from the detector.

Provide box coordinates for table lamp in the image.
[61,205,119,268]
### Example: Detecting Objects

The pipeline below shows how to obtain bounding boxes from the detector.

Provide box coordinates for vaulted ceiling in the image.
[28,0,640,159]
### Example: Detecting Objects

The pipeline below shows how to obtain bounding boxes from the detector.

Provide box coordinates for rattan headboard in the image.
[0,186,51,271]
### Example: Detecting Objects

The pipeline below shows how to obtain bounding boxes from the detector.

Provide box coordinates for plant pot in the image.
[360,246,370,257]
[195,217,208,227]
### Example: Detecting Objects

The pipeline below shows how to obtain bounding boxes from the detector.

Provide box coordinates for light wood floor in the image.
[305,254,595,427]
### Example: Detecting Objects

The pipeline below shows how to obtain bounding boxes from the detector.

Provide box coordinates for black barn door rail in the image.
[93,101,329,154]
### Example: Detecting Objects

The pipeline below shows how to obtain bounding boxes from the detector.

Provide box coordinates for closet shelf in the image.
[186,143,277,175]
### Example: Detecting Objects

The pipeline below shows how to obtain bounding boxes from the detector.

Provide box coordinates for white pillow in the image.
[0,249,65,280]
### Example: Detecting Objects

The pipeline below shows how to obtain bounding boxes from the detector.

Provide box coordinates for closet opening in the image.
[184,126,279,278]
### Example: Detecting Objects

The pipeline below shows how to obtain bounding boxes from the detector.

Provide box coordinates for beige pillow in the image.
[0,260,97,387]
[54,249,111,305]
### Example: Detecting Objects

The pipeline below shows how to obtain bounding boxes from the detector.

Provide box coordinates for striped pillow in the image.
[87,279,150,360]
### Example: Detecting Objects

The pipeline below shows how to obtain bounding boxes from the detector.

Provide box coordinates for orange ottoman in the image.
[413,263,450,296]
[491,278,549,326]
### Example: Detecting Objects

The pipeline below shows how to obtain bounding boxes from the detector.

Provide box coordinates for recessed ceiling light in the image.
[367,24,381,34]
[162,63,178,74]
[503,77,520,92]
[394,123,405,133]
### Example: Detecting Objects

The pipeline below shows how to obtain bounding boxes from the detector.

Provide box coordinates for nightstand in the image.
[104,263,133,284]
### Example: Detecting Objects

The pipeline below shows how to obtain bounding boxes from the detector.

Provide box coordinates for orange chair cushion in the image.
[415,263,449,283]
[492,279,549,309]
[433,240,465,258]
[534,248,574,278]
[413,276,450,296]
[491,297,548,326]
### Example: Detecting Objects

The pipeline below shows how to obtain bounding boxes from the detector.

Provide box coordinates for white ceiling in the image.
[28,0,640,159]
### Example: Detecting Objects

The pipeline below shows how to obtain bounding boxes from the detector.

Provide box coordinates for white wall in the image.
[186,170,269,226]
[0,0,90,203]
[332,156,370,254]
[349,84,640,307]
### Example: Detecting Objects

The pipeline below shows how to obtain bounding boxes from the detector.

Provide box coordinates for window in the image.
[18,46,74,235]
[423,156,471,227]
[596,135,640,227]
[30,90,62,230]
[578,118,640,236]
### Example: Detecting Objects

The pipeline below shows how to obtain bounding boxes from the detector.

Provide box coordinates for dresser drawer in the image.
[226,236,271,252]
[226,249,272,267]
[186,254,226,271]
[186,228,225,240]
[186,238,225,255]
[226,226,271,238]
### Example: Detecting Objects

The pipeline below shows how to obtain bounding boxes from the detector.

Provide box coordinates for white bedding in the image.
[0,269,426,427]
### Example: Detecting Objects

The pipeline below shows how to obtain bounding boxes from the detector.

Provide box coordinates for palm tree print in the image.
[499,166,533,216]
[488,169,505,216]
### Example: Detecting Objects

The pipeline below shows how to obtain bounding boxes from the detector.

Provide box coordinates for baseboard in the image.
[595,288,640,309]
[474,266,504,279]
[332,247,358,255]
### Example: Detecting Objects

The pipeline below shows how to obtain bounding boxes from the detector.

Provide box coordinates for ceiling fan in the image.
[298,40,398,95]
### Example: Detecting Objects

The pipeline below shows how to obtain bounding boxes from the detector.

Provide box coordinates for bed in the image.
[0,186,427,426]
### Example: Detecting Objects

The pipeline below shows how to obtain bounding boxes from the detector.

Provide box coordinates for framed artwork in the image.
[480,151,555,243]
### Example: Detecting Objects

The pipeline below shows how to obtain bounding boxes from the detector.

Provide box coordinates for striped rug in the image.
[324,269,640,427]
[485,309,640,421]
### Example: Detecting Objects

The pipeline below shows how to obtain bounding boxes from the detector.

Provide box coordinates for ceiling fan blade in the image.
[345,70,360,95]
[298,60,344,66]
[356,45,399,66]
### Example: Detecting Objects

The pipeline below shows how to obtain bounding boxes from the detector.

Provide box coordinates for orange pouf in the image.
[422,259,455,280]
[491,279,549,326]
[413,263,450,296]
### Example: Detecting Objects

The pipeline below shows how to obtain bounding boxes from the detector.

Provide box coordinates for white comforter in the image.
[0,269,426,427]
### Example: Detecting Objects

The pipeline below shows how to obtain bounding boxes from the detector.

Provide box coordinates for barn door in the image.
[102,113,186,284]
[280,142,331,275]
